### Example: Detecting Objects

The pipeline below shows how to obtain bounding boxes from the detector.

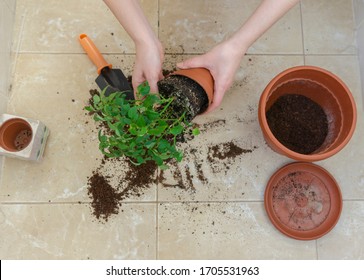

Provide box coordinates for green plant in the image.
[85,83,199,169]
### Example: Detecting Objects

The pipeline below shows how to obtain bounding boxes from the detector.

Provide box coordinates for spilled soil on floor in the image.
[85,85,258,222]
[87,158,157,222]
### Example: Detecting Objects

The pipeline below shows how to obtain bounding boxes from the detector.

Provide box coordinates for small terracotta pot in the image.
[258,66,357,161]
[171,67,214,110]
[0,118,33,152]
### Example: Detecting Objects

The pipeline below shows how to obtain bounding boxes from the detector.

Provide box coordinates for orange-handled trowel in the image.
[79,34,134,99]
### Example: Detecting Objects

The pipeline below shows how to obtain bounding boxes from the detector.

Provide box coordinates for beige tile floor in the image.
[0,0,363,259]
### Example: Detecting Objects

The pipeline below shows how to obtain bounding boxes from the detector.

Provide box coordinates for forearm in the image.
[104,0,163,92]
[103,0,158,46]
[228,0,300,53]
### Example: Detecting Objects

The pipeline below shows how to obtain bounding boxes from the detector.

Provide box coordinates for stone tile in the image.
[15,0,158,53]
[353,0,364,26]
[317,201,364,259]
[0,54,156,203]
[0,203,156,259]
[301,0,356,54]
[158,55,303,202]
[357,23,364,107]
[4,0,16,12]
[0,0,15,101]
[159,0,302,54]
[158,202,317,259]
[0,93,9,115]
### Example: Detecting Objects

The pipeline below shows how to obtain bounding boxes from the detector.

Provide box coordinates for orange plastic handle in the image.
[79,34,112,74]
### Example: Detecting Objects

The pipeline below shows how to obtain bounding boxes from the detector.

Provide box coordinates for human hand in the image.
[133,39,164,95]
[177,40,246,113]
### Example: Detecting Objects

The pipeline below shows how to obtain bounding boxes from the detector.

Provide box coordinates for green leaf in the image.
[137,82,150,96]
[84,105,95,112]
[104,91,119,103]
[123,118,132,125]
[157,120,168,127]
[149,125,167,136]
[136,115,146,128]
[114,96,124,107]
[143,94,159,108]
[137,126,148,136]
[117,143,129,151]
[159,164,169,170]
[128,106,138,120]
[93,114,104,121]
[98,130,107,143]
[151,154,163,166]
[136,156,146,164]
[145,111,159,121]
[115,128,122,137]
[92,94,101,105]
[121,104,131,114]
[145,140,156,149]
[157,139,170,152]
[192,128,200,136]
[109,147,122,157]
[170,124,184,135]
[175,151,184,162]
[129,125,138,136]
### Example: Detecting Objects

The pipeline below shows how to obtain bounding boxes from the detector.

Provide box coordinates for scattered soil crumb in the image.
[208,141,253,161]
[207,141,257,174]
[200,119,226,131]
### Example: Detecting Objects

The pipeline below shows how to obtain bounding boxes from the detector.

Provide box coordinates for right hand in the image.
[133,39,164,95]
[177,39,246,113]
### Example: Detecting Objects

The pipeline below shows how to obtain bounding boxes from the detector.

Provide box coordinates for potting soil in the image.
[157,75,208,121]
[266,94,328,154]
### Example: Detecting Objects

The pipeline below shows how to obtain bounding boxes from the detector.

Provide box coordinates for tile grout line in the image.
[13,51,359,57]
[352,0,364,30]
[10,8,27,89]
[156,0,160,260]
[155,175,160,260]
[156,200,159,260]
[2,198,363,205]
[299,1,306,65]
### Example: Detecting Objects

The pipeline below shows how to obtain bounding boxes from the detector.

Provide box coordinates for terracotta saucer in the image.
[264,162,342,240]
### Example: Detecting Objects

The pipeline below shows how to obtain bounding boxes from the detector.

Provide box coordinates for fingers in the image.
[132,73,144,99]
[132,71,163,98]
[177,56,207,69]
[204,87,225,114]
[148,76,160,93]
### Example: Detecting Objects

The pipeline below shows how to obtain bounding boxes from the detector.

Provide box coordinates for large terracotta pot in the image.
[258,66,357,161]
[0,118,33,152]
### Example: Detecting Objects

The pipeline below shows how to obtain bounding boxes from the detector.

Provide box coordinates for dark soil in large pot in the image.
[266,94,328,154]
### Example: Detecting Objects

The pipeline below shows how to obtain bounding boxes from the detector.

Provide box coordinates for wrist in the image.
[223,36,248,59]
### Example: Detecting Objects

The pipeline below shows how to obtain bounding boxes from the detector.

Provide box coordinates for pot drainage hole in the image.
[15,129,32,150]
